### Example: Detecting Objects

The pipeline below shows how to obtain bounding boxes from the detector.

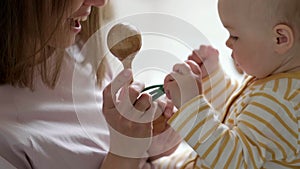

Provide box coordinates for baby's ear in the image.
[273,24,294,54]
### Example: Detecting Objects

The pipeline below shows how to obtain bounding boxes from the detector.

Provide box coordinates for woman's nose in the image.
[84,0,106,7]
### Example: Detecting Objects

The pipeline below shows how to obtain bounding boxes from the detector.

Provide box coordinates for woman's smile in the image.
[68,9,91,34]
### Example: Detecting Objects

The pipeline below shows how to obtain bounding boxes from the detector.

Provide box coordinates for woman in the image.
[0,0,175,168]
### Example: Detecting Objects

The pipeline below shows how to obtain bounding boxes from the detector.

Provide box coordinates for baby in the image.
[163,0,300,168]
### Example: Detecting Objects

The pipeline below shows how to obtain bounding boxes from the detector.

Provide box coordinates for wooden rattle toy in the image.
[107,22,142,69]
[107,23,164,100]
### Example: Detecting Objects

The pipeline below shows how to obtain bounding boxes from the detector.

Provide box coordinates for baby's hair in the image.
[264,0,300,38]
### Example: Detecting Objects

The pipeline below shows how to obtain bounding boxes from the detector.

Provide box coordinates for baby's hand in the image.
[164,60,202,108]
[188,45,219,79]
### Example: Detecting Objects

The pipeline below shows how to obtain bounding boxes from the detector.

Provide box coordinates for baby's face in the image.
[218,0,285,78]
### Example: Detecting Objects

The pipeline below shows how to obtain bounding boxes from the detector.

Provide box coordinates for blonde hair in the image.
[0,1,106,89]
[0,1,65,89]
[81,7,108,88]
[263,0,300,39]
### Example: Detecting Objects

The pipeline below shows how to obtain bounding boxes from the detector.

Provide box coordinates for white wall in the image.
[106,0,243,86]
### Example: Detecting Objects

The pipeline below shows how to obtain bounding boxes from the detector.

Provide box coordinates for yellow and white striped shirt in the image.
[167,69,300,169]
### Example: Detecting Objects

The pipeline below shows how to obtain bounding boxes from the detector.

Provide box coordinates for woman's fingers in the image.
[102,69,156,158]
[124,94,153,123]
[133,94,151,112]
[117,81,144,114]
[103,69,133,109]
[118,81,144,104]
[151,98,174,135]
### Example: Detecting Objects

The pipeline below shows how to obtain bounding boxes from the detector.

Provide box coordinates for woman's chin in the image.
[49,36,76,49]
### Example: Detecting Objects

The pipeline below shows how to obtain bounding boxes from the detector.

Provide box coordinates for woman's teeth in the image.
[70,16,88,28]
[70,19,79,28]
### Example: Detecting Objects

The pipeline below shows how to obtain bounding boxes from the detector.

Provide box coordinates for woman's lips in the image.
[69,18,82,34]
[68,11,90,34]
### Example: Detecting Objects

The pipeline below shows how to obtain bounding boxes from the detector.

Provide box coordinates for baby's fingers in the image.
[173,62,192,75]
[185,60,202,76]
[188,50,204,66]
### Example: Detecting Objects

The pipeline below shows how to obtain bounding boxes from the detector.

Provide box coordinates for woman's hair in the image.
[0,0,105,89]
[0,0,65,89]
[81,6,107,88]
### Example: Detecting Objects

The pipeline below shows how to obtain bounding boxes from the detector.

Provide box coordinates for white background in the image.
[106,0,243,86]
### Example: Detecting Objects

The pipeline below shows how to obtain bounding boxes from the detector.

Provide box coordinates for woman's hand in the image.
[152,98,175,136]
[164,60,203,108]
[147,98,181,161]
[102,69,155,158]
[148,126,181,161]
[188,45,219,79]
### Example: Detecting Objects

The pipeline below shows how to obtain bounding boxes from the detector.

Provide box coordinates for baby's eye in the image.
[230,35,239,41]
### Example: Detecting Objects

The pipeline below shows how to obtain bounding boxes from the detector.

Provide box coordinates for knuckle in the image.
[140,94,151,106]
[128,86,140,97]
[103,85,112,97]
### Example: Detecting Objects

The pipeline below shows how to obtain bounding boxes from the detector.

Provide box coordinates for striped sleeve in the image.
[168,88,298,169]
[202,66,239,115]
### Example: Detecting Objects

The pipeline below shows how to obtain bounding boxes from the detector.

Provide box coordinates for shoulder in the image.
[244,73,300,119]
[250,73,300,101]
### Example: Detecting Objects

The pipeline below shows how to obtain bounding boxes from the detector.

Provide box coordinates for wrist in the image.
[101,152,142,169]
[202,64,222,82]
[109,125,151,158]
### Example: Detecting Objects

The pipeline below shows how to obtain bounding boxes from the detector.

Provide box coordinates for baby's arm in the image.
[188,45,239,116]
[168,86,298,168]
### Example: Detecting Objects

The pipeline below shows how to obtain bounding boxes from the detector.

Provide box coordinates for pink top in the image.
[0,49,117,169]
